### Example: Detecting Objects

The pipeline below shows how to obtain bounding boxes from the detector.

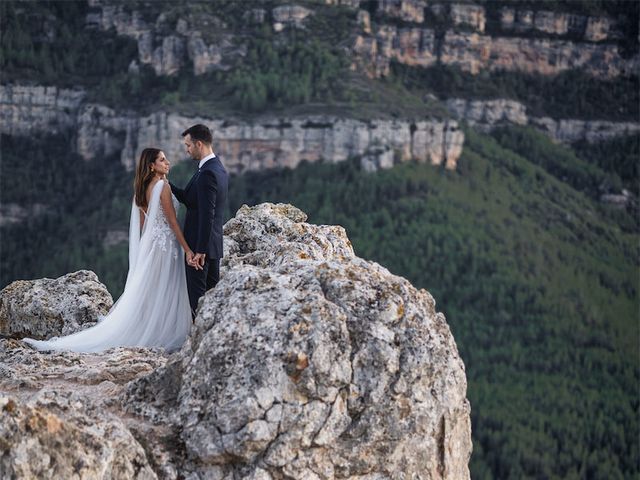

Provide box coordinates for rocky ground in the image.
[0,203,472,479]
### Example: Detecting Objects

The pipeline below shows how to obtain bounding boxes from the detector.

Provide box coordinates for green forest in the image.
[1,0,639,478]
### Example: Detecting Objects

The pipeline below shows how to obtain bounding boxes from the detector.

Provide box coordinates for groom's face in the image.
[183,134,202,161]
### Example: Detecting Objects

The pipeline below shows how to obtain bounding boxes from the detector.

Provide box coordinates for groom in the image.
[170,124,228,318]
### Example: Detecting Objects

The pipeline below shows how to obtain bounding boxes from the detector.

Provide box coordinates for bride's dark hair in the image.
[134,148,162,208]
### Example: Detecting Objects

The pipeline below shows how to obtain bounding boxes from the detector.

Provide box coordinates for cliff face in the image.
[85,0,246,76]
[0,203,472,479]
[0,84,465,172]
[1,1,637,174]
[354,25,638,79]
[498,6,619,42]
[83,0,639,82]
[0,85,86,136]
[445,98,640,143]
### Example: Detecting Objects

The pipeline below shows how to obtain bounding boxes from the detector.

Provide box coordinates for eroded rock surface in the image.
[1,203,472,479]
[0,340,170,479]
[125,203,472,479]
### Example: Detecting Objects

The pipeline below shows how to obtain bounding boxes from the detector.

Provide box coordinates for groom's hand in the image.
[193,253,206,269]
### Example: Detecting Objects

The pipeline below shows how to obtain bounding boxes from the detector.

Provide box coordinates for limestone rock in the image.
[86,0,245,76]
[439,31,492,75]
[0,270,113,340]
[585,16,613,42]
[0,337,168,478]
[272,5,314,32]
[1,83,464,171]
[77,103,136,162]
[152,35,186,76]
[355,24,639,80]
[529,117,640,144]
[0,394,157,479]
[125,203,472,479]
[534,10,571,36]
[499,6,617,42]
[446,97,640,144]
[0,84,85,136]
[187,33,246,75]
[357,9,371,34]
[0,203,472,478]
[360,146,395,172]
[378,0,426,24]
[450,3,486,33]
[354,25,438,76]
[325,0,361,8]
[439,30,638,78]
[121,112,464,172]
[446,98,529,128]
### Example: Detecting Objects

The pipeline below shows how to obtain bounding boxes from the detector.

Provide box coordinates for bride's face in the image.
[152,152,170,176]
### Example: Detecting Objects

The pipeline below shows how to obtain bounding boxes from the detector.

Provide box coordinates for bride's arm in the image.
[160,183,193,258]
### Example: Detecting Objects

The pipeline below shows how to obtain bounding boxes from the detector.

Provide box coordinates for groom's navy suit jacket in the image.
[170,156,228,259]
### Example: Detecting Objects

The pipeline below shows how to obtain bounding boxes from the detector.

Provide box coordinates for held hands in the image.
[186,251,206,270]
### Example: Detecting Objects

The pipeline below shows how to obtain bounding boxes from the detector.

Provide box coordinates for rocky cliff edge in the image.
[0,203,472,480]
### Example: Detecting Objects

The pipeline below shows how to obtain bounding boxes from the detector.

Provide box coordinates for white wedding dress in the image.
[24,180,192,353]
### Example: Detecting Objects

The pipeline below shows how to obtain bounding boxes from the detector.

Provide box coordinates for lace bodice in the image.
[145,185,180,261]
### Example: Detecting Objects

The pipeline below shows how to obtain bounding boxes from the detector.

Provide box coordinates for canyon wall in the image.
[0,85,464,172]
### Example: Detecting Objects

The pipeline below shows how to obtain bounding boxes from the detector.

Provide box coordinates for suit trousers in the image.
[185,257,220,318]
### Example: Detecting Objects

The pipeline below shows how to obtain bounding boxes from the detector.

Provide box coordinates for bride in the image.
[24,148,194,353]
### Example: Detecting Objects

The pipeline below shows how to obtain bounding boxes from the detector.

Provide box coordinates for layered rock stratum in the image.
[0,203,472,479]
[0,84,464,172]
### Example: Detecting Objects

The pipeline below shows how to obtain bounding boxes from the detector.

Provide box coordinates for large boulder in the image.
[0,270,113,340]
[125,203,473,479]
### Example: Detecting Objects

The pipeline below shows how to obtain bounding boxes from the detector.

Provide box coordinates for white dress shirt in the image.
[199,152,216,169]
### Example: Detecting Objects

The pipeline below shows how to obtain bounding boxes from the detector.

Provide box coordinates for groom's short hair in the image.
[182,124,212,145]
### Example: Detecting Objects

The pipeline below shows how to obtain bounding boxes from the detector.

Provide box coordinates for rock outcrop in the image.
[499,6,621,42]
[272,5,314,32]
[0,203,472,479]
[445,98,640,144]
[121,114,464,172]
[0,270,113,340]
[85,0,246,76]
[354,24,639,79]
[82,0,638,82]
[450,3,486,33]
[378,0,427,24]
[0,84,86,136]
[528,117,640,144]
[0,84,465,172]
[124,203,473,478]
